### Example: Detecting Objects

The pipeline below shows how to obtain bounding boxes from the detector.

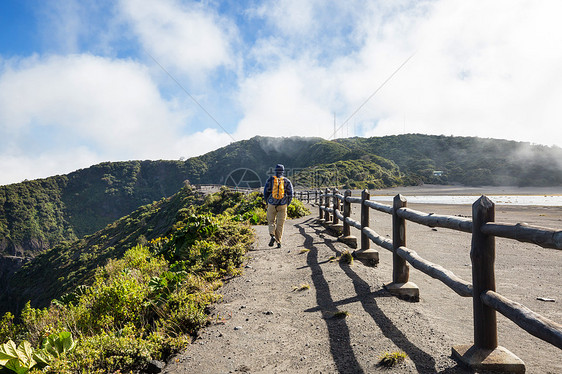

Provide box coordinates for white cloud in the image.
[352,0,562,146]
[173,128,232,158]
[253,0,316,37]
[0,147,100,185]
[244,0,562,146]
[3,0,562,186]
[0,53,236,185]
[0,54,187,155]
[235,60,336,139]
[118,0,236,82]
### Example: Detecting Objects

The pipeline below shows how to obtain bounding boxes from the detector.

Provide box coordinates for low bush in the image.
[0,208,254,373]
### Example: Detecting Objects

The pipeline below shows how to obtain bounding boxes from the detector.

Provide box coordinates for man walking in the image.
[263,164,293,248]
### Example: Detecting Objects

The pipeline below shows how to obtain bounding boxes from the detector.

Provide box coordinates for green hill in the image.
[336,134,562,186]
[0,185,203,315]
[0,186,258,372]
[1,134,561,278]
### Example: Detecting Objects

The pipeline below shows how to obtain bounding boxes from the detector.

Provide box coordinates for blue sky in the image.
[1,0,562,185]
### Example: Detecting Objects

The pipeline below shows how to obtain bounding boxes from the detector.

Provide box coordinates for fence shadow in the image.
[296,218,365,374]
[295,218,473,374]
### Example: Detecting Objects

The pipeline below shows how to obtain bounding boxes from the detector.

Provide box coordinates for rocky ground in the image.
[162,195,561,374]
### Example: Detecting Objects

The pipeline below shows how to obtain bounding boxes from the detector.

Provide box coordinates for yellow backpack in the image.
[271,176,285,199]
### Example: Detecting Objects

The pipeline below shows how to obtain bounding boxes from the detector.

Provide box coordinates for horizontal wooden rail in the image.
[335,209,344,222]
[482,222,562,250]
[362,227,393,251]
[345,216,362,230]
[346,196,363,204]
[314,188,561,370]
[396,207,472,233]
[396,246,473,297]
[481,290,562,349]
[364,199,393,214]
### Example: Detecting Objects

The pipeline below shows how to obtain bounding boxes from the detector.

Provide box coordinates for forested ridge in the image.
[1,134,560,266]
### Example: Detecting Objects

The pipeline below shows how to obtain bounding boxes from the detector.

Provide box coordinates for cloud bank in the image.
[1,0,561,185]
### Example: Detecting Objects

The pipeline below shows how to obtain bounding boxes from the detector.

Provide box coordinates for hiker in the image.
[263,164,293,248]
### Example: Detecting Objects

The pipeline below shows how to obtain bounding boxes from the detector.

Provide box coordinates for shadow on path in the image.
[296,218,365,374]
[295,218,468,374]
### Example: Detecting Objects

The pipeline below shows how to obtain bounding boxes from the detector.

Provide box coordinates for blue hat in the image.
[275,164,284,176]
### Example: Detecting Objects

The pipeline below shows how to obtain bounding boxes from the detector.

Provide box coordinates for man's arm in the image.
[263,177,272,202]
[286,179,293,205]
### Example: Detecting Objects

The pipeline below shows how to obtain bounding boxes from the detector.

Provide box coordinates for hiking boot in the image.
[268,235,275,247]
[277,242,282,248]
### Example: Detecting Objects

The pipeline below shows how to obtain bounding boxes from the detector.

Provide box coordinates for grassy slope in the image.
[1,134,561,263]
[0,186,203,315]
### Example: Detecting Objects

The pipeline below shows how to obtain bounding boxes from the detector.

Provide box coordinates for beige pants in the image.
[267,204,287,243]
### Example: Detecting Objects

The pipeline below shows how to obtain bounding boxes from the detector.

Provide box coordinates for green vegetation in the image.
[293,158,403,190]
[332,310,349,319]
[0,133,558,372]
[0,186,309,317]
[378,351,407,367]
[337,134,562,187]
[202,188,309,225]
[3,134,559,271]
[339,250,354,265]
[0,187,255,373]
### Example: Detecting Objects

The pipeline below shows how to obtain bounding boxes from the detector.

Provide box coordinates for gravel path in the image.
[162,203,561,374]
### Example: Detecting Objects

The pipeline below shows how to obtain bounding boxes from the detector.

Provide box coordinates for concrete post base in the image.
[327,223,343,236]
[452,344,525,373]
[352,249,379,266]
[384,281,420,302]
[338,235,357,249]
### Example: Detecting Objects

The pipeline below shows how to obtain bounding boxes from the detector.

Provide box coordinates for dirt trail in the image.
[162,204,561,374]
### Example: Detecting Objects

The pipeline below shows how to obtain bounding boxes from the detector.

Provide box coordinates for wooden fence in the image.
[294,188,562,373]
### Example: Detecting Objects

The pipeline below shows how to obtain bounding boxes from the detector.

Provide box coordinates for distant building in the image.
[433,171,444,176]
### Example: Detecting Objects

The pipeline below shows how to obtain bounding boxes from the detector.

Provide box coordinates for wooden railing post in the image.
[393,194,409,283]
[324,188,330,222]
[453,196,524,372]
[307,190,310,203]
[342,190,351,237]
[472,195,497,350]
[338,189,357,248]
[318,191,324,222]
[384,194,419,301]
[329,188,343,236]
[332,188,339,225]
[360,189,370,251]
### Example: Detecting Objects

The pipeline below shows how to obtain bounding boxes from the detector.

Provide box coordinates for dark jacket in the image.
[263,175,293,206]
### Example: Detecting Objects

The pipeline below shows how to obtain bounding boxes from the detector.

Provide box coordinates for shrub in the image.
[287,199,310,219]
[1,197,255,372]
[339,250,353,264]
[378,351,407,367]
